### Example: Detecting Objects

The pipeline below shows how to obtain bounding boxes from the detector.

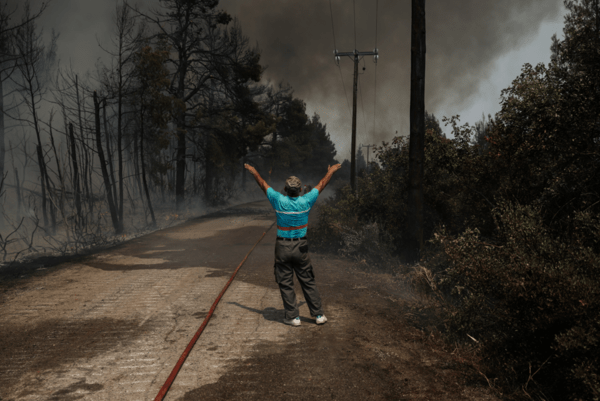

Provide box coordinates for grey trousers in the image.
[274,238,324,320]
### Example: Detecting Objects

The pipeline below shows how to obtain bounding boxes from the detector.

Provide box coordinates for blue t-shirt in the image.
[266,187,319,238]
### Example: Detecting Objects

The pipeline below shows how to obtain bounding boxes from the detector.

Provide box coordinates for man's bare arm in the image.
[315,163,342,193]
[244,164,271,194]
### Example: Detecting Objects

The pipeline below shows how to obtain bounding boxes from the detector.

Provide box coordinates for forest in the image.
[0,0,340,263]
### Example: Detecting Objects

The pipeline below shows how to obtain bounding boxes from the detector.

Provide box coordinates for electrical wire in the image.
[329,0,337,50]
[358,67,368,137]
[353,0,357,49]
[338,65,352,117]
[373,64,378,136]
[330,0,352,117]
[375,0,379,49]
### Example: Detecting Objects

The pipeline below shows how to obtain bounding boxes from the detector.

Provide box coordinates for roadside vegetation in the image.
[313,1,600,399]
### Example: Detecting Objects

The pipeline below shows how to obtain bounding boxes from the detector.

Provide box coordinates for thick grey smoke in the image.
[11,0,563,159]
[218,0,564,158]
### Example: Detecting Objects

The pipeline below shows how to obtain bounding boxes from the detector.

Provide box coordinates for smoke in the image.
[218,0,564,157]
[7,0,564,160]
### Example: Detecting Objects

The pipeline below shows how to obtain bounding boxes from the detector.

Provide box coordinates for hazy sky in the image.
[18,0,567,160]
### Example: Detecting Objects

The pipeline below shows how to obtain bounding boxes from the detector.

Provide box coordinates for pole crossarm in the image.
[335,51,378,57]
[334,49,379,63]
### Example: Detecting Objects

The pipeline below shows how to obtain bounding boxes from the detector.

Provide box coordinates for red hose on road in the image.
[154,223,274,401]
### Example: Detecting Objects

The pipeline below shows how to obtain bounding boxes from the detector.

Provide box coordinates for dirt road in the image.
[0,200,497,400]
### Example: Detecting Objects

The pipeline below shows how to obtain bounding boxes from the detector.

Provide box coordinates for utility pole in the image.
[334,49,378,192]
[360,143,375,167]
[407,0,426,263]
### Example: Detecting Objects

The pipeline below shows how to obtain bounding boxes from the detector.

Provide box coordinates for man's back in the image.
[266,188,319,239]
[243,163,340,326]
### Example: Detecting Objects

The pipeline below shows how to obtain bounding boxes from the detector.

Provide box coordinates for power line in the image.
[353,0,357,49]
[338,65,352,116]
[328,0,337,49]
[329,0,351,117]
[358,71,368,137]
[373,64,378,136]
[375,0,379,49]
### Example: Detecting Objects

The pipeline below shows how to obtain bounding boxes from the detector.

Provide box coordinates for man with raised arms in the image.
[244,163,342,326]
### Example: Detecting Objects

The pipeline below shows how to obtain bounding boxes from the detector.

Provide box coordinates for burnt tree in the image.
[13,5,58,231]
[93,91,121,233]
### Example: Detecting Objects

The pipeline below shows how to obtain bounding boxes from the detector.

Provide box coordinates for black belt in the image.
[277,236,307,241]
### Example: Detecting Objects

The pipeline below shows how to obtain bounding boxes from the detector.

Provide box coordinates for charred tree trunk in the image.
[94,91,121,234]
[204,136,214,205]
[39,145,56,233]
[48,114,63,189]
[35,144,48,228]
[48,113,65,202]
[48,114,66,225]
[174,53,188,211]
[62,104,71,181]
[132,123,143,205]
[86,108,94,215]
[175,126,186,209]
[14,168,21,215]
[160,169,166,203]
[82,134,92,214]
[69,122,82,224]
[192,154,197,195]
[139,107,156,227]
[49,115,69,226]
[407,0,426,263]
[103,99,118,209]
[27,73,48,229]
[75,76,91,214]
[117,74,124,228]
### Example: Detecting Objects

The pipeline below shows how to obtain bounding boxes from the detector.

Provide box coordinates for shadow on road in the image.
[227,301,312,324]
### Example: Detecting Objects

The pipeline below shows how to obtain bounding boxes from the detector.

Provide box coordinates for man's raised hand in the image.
[328,163,342,173]
[245,164,270,193]
[244,163,257,174]
[316,163,342,192]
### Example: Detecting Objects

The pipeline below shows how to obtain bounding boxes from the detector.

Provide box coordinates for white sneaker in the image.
[283,317,301,326]
[316,315,327,325]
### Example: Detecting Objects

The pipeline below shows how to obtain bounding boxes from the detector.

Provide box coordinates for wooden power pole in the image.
[407,0,426,263]
[360,143,375,166]
[334,49,378,192]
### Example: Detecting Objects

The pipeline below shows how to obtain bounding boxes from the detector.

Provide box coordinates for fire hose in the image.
[154,222,275,401]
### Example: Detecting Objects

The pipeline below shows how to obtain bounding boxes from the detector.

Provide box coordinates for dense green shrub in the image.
[436,202,600,400]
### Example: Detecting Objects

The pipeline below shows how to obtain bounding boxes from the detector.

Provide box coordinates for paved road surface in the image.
[0,200,497,400]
